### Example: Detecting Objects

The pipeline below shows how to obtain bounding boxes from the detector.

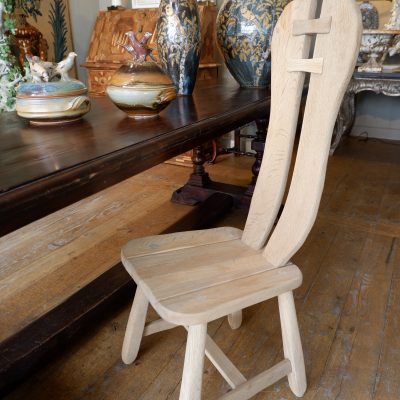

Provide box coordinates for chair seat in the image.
[121,227,302,325]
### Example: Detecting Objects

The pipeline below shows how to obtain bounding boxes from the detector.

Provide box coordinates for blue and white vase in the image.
[217,0,290,88]
[156,0,201,95]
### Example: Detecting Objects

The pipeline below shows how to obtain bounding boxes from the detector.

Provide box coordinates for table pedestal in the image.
[172,118,269,208]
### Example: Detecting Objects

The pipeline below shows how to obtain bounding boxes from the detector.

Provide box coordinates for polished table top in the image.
[0,79,269,235]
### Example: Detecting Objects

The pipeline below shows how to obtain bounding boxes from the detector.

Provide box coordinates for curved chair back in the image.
[242,0,362,267]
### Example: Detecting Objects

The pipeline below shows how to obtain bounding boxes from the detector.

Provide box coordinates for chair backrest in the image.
[242,0,362,267]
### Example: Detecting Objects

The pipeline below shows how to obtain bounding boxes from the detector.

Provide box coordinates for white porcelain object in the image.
[358,29,400,72]
[386,0,400,29]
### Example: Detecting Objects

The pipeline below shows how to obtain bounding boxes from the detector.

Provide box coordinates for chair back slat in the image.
[263,0,362,266]
[242,0,319,250]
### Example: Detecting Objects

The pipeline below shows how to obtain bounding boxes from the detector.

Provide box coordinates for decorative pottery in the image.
[360,1,379,29]
[16,80,90,125]
[156,0,201,95]
[358,29,400,72]
[16,53,90,125]
[216,0,290,88]
[106,61,177,119]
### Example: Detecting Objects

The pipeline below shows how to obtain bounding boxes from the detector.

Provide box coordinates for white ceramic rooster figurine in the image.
[55,52,77,81]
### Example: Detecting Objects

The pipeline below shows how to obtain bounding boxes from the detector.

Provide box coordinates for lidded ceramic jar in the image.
[16,80,90,125]
[106,60,177,119]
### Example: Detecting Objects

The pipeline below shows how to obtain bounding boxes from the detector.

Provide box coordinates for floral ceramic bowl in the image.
[16,80,90,125]
[106,61,177,119]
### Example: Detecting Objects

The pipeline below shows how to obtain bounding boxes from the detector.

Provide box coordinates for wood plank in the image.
[313,233,397,399]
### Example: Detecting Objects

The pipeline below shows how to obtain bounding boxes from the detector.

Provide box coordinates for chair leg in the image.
[228,310,242,330]
[278,291,307,397]
[179,324,207,400]
[121,286,149,365]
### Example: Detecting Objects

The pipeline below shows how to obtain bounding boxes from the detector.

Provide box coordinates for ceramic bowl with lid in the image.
[106,61,177,119]
[16,79,91,125]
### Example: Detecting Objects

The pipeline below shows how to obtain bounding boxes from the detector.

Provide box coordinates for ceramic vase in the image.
[216,0,290,88]
[360,1,379,29]
[156,0,201,95]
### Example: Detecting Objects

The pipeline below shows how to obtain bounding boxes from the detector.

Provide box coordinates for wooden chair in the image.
[120,0,362,398]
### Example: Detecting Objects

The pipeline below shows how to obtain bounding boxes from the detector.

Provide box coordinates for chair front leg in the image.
[179,323,207,400]
[278,291,306,397]
[122,286,149,365]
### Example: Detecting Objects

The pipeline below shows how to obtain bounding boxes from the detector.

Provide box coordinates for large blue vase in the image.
[216,0,290,88]
[157,0,201,95]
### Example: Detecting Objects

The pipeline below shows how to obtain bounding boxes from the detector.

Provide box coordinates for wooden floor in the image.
[4,137,400,400]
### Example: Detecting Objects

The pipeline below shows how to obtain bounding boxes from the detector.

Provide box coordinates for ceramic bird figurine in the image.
[122,31,156,62]
[30,56,58,80]
[26,55,50,83]
[55,52,77,81]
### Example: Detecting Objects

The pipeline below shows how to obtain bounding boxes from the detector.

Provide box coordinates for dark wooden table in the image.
[0,79,269,237]
[0,79,270,394]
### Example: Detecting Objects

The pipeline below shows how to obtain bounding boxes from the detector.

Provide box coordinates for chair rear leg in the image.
[179,324,207,400]
[278,291,306,397]
[228,310,242,330]
[122,286,149,364]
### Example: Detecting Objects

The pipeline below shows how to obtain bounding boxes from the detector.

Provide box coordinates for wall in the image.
[68,0,100,82]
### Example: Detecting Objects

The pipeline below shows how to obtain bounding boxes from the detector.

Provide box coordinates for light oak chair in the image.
[120,0,362,398]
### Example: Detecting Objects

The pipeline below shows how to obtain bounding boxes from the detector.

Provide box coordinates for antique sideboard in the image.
[331,71,400,154]
[82,6,220,96]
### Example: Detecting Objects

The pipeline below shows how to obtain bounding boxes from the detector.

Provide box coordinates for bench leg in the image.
[122,286,149,364]
[179,324,207,400]
[278,291,306,397]
[228,310,242,330]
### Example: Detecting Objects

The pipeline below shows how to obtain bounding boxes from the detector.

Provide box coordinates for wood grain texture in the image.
[242,0,318,250]
[179,324,207,400]
[292,16,332,36]
[263,0,362,266]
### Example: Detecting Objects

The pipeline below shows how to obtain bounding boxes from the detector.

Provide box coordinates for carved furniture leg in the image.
[121,287,149,364]
[330,90,356,155]
[179,324,207,400]
[245,118,268,197]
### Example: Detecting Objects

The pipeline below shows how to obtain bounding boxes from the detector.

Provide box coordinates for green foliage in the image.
[48,0,67,63]
[0,0,25,112]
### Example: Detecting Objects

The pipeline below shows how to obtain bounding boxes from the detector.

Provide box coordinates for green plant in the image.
[48,0,67,63]
[0,0,25,112]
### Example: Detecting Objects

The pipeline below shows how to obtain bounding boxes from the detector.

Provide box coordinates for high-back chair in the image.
[120,0,362,398]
